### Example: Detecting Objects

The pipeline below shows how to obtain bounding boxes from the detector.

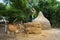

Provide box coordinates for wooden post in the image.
[3,17,8,32]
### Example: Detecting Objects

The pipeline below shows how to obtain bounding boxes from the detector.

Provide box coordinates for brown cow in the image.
[6,23,24,36]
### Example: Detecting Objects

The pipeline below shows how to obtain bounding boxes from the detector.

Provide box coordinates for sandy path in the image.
[0,28,60,40]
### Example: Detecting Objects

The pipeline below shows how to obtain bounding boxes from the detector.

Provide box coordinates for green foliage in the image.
[0,3,5,10]
[0,0,60,27]
[10,0,27,10]
[36,0,60,27]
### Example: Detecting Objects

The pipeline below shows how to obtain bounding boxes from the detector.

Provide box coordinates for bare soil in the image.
[0,28,60,40]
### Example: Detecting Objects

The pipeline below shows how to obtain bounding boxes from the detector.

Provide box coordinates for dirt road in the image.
[0,28,60,40]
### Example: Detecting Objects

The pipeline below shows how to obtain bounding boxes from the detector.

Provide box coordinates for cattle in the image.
[6,23,24,36]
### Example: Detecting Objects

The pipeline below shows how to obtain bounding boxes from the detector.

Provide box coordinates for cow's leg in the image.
[5,24,7,33]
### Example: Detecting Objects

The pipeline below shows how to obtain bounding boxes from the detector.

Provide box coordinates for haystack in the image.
[24,22,41,34]
[33,11,51,30]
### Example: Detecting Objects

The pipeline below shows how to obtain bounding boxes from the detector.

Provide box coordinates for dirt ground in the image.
[0,28,60,40]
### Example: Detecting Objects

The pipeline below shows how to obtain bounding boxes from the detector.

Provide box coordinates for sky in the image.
[57,0,60,1]
[0,0,4,3]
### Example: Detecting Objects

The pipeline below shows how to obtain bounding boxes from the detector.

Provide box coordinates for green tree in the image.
[0,3,5,10]
[37,0,60,27]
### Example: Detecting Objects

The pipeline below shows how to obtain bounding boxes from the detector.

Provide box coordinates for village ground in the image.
[0,27,60,40]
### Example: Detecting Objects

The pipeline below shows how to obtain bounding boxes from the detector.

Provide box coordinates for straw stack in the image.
[24,22,41,34]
